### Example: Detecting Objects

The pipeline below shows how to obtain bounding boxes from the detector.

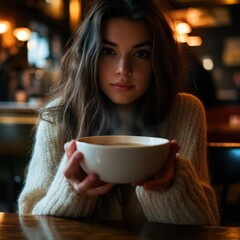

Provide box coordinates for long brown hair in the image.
[41,0,186,142]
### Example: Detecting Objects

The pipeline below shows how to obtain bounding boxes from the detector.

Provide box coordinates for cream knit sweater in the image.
[18,93,219,225]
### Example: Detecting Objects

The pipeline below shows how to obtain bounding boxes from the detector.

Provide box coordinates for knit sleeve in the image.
[136,157,219,225]
[18,116,98,217]
[136,93,220,225]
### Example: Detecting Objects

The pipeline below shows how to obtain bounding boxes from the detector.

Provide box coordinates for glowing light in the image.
[0,212,4,224]
[13,27,31,41]
[69,0,81,32]
[222,0,240,4]
[176,22,192,34]
[203,58,214,70]
[0,21,10,34]
[187,36,202,46]
[176,33,188,43]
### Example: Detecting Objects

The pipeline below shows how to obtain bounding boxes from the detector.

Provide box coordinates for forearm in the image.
[18,155,98,218]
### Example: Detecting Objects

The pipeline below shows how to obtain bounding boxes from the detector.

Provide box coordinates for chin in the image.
[110,98,139,106]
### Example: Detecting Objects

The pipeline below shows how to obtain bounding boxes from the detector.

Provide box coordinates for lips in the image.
[110,81,134,91]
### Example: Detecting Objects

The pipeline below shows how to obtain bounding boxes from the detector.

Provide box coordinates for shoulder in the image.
[176,92,204,107]
[37,99,61,128]
[39,97,62,121]
[44,97,62,108]
[170,93,206,123]
[175,93,205,113]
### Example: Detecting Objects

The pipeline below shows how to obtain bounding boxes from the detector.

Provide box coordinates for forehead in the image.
[102,17,152,42]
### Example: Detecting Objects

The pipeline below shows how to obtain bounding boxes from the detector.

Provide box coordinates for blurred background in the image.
[1,0,240,106]
[0,0,240,225]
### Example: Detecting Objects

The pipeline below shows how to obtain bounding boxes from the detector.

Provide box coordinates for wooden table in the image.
[0,212,239,240]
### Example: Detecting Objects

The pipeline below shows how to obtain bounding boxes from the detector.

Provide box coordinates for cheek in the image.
[98,59,114,80]
[98,63,112,93]
[98,61,105,77]
[98,62,107,84]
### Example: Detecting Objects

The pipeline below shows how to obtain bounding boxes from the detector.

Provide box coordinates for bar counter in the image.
[0,212,239,240]
[206,105,240,142]
[0,101,38,152]
[0,101,40,113]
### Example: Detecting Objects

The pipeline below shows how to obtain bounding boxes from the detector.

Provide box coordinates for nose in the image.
[116,56,132,78]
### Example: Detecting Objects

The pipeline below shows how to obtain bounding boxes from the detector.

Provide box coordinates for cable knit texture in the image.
[18,93,219,225]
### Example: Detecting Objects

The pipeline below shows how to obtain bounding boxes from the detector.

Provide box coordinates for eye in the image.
[101,48,115,56]
[134,50,151,59]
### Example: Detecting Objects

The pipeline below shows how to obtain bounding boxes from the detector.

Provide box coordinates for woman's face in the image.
[98,18,153,105]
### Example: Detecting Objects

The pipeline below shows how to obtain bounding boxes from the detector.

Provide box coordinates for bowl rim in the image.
[76,135,169,149]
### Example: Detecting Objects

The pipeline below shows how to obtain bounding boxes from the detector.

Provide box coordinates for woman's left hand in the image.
[132,140,179,191]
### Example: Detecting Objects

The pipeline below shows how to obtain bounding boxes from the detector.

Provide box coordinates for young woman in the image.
[18,0,219,225]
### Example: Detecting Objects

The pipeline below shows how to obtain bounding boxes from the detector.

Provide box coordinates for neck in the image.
[115,103,136,122]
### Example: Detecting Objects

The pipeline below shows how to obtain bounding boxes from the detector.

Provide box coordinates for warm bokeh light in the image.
[176,33,188,43]
[186,8,203,27]
[0,20,10,34]
[203,58,214,70]
[187,36,202,46]
[186,7,231,28]
[45,0,64,19]
[0,21,16,49]
[13,27,31,41]
[173,21,194,44]
[0,212,4,224]
[176,22,192,34]
[69,0,81,32]
[222,0,240,4]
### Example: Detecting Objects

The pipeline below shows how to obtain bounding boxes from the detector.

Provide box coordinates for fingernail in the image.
[64,142,70,149]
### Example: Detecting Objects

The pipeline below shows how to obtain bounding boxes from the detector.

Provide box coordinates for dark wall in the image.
[187,4,240,104]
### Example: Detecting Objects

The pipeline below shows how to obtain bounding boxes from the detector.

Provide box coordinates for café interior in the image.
[0,0,240,230]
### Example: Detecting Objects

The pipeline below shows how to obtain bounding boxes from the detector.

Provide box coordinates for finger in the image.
[133,140,179,190]
[74,173,100,194]
[85,183,115,196]
[167,140,179,166]
[143,165,175,191]
[133,140,179,191]
[75,174,115,196]
[133,140,178,186]
[146,143,177,190]
[154,140,178,176]
[64,151,83,179]
[64,140,76,159]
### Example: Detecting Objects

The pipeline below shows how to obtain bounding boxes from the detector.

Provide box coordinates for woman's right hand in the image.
[63,140,115,196]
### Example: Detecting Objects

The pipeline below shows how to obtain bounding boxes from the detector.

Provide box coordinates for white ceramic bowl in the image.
[76,135,170,184]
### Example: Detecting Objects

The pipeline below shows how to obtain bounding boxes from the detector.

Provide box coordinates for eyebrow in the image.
[102,39,152,48]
